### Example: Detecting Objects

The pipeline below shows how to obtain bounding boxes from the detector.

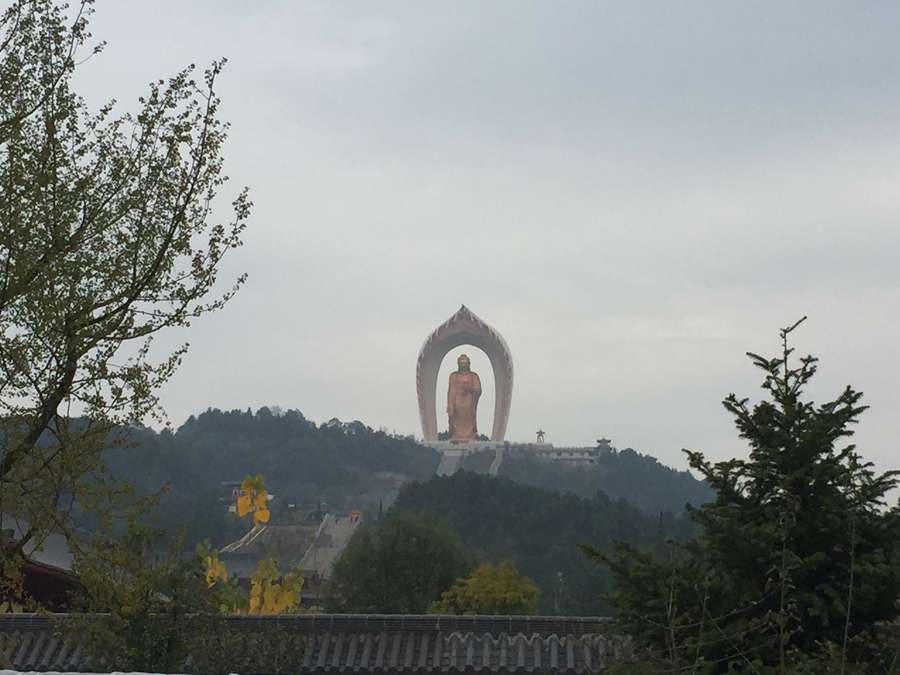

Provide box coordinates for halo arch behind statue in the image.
[416,305,513,442]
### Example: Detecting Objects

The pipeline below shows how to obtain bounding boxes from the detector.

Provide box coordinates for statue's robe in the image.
[447,370,482,442]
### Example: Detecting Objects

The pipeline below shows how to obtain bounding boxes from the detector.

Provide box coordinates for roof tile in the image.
[0,614,629,673]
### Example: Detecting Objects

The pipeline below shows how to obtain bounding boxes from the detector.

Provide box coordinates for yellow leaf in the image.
[254,489,268,509]
[276,588,297,613]
[237,493,252,517]
[254,506,270,525]
[205,557,227,587]
[263,586,278,613]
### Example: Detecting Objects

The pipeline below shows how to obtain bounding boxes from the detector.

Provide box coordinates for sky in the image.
[73,2,900,475]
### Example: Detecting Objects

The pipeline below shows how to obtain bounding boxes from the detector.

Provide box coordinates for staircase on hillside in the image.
[299,512,362,579]
[436,449,465,476]
[435,445,504,477]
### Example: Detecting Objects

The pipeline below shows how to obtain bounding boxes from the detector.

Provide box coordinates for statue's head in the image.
[457,354,471,371]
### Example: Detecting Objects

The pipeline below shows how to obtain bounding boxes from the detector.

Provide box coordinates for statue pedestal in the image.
[426,441,508,476]
[425,440,507,452]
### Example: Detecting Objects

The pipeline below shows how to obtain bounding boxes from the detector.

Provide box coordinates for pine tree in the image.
[590,319,900,671]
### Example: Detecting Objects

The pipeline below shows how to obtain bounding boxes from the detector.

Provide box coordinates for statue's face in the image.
[457,355,471,371]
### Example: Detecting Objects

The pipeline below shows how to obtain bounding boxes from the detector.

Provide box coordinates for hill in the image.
[102,408,709,554]
[495,446,711,514]
[105,408,440,545]
[390,471,695,615]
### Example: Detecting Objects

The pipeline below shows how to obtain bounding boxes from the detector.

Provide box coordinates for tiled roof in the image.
[0,614,628,673]
[0,513,74,570]
[219,523,319,579]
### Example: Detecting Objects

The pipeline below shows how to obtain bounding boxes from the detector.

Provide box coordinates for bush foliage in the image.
[429,561,540,615]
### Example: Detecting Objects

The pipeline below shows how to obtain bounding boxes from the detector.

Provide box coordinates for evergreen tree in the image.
[324,513,473,614]
[394,471,695,615]
[589,320,900,671]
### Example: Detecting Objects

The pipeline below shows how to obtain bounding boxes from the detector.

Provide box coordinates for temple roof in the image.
[0,613,627,673]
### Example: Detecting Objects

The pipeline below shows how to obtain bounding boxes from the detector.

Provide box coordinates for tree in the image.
[0,0,248,561]
[392,471,695,615]
[429,560,540,615]
[497,444,712,514]
[69,473,302,671]
[68,524,304,673]
[588,320,900,671]
[236,474,271,526]
[67,524,215,672]
[200,474,304,615]
[99,408,441,547]
[325,513,473,613]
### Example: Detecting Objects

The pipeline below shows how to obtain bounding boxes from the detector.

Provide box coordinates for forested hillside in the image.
[390,471,695,615]
[496,447,712,514]
[105,408,440,544]
[103,408,708,553]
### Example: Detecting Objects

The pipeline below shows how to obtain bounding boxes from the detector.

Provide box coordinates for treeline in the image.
[103,407,711,548]
[104,408,440,545]
[387,471,695,615]
[496,446,712,514]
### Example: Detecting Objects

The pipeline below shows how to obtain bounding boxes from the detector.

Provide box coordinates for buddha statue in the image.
[447,353,482,443]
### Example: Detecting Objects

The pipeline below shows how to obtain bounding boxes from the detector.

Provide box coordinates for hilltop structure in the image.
[417,306,614,477]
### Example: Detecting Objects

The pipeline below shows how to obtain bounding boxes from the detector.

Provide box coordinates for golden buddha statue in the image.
[447,353,482,443]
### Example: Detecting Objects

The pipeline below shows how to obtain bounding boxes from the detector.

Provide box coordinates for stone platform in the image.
[426,441,612,477]
[425,440,507,452]
[426,440,507,476]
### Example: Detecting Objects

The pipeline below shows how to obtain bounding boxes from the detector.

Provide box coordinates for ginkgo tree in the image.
[236,474,271,527]
[247,558,304,615]
[200,474,304,614]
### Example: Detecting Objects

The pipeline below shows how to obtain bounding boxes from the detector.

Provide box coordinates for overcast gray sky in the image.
[75,2,900,474]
